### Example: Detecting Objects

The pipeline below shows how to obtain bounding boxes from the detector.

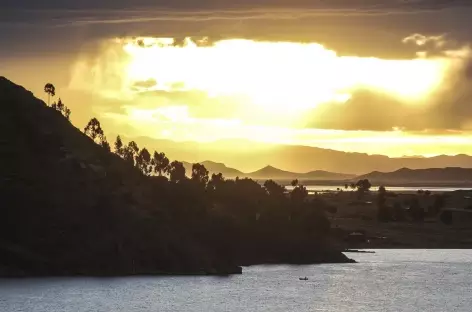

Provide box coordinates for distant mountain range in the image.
[182,161,355,180]
[182,161,472,185]
[247,166,354,180]
[357,167,472,184]
[122,136,472,175]
[182,161,244,178]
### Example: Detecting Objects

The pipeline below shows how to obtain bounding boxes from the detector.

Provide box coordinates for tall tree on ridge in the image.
[151,151,170,176]
[44,83,55,106]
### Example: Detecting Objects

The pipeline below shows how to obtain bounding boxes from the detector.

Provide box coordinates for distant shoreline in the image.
[255,179,472,189]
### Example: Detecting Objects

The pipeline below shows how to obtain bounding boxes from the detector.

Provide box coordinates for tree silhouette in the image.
[44,83,55,106]
[136,148,152,175]
[122,147,134,165]
[100,138,111,153]
[169,161,186,183]
[114,135,123,156]
[291,179,299,187]
[64,107,71,121]
[264,180,286,198]
[208,173,225,191]
[191,163,209,185]
[57,98,64,112]
[151,151,170,176]
[121,141,139,166]
[356,179,372,199]
[84,118,110,151]
[84,118,104,141]
[50,98,71,121]
[356,179,371,192]
[128,141,139,156]
[291,185,308,203]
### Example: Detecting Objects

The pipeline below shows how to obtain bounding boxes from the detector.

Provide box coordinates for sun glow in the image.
[121,37,448,111]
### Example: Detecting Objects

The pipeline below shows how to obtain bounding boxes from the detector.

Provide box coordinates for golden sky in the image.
[3,0,472,163]
[60,35,472,158]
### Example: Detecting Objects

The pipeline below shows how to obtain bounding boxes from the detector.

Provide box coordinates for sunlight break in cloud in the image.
[122,37,448,106]
[68,34,472,152]
[71,37,451,117]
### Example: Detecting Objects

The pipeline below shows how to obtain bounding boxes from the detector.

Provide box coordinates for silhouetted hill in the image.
[357,167,472,184]
[303,170,354,180]
[181,162,353,181]
[246,166,354,180]
[0,77,352,275]
[248,166,296,180]
[200,161,244,177]
[182,161,244,178]
[124,136,472,174]
[0,77,239,276]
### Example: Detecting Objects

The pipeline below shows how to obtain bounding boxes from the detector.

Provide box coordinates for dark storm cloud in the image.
[3,0,472,11]
[2,0,472,60]
[3,0,472,29]
[304,56,472,132]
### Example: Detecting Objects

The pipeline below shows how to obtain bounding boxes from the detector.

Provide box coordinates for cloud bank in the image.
[3,0,472,28]
[307,36,472,131]
[67,34,472,133]
[4,0,472,11]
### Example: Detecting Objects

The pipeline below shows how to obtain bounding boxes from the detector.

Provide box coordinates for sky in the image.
[2,0,472,161]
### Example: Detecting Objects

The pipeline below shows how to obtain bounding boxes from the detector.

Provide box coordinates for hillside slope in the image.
[0,77,237,276]
[0,77,353,275]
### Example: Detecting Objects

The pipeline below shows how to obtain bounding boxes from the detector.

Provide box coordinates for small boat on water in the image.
[299,277,308,281]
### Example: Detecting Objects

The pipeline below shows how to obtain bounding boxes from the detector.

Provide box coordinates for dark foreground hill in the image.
[0,77,352,276]
[0,77,242,276]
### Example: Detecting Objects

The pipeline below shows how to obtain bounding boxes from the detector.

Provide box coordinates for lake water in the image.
[1,250,472,312]
[287,185,472,193]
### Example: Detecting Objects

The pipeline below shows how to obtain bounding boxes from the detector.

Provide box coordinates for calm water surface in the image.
[287,185,472,193]
[1,250,472,312]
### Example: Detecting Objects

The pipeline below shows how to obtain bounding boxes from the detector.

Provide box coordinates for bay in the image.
[1,250,471,312]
